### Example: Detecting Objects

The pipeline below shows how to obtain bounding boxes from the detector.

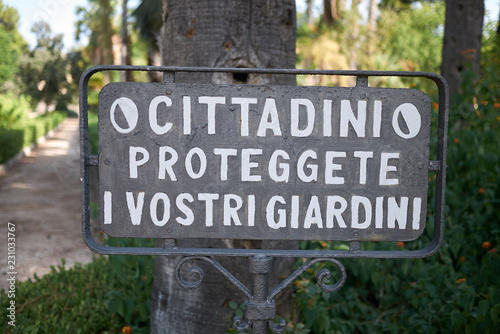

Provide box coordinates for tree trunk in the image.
[323,0,341,25]
[307,0,314,28]
[120,0,133,82]
[441,0,484,97]
[147,47,162,82]
[99,0,114,84]
[497,6,500,36]
[150,1,297,333]
[367,0,378,56]
[368,0,377,33]
[347,0,360,86]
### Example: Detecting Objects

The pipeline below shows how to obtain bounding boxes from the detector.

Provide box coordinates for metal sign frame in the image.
[80,65,448,259]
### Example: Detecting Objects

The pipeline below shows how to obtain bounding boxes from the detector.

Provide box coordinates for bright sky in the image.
[5,0,500,52]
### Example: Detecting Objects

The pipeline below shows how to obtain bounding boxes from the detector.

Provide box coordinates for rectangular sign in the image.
[98,82,431,241]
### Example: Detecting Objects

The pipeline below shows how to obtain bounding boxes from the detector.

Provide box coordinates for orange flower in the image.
[308,299,313,306]
[494,103,500,109]
[454,138,460,143]
[122,325,132,334]
[432,102,439,110]
[142,276,147,281]
[397,242,404,248]
[482,241,491,249]
[478,188,485,194]
[456,278,466,284]
[320,241,328,249]
[459,256,466,263]
[489,248,498,255]
[409,83,417,88]
[480,100,488,105]
[497,116,500,122]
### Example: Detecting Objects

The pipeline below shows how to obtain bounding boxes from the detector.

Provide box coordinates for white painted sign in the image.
[98,83,431,241]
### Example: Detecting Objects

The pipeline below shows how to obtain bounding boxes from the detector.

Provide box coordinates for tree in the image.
[377,1,445,73]
[322,0,348,27]
[18,22,71,110]
[150,1,297,333]
[0,0,27,90]
[380,0,413,11]
[131,0,163,81]
[306,0,314,28]
[441,0,485,96]
[323,0,344,25]
[76,0,115,83]
[367,0,379,56]
[120,0,133,82]
[497,7,500,36]
[368,0,378,34]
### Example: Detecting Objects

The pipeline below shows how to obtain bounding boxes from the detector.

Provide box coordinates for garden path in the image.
[0,117,98,291]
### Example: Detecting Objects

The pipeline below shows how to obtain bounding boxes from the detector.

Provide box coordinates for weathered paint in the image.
[98,82,431,241]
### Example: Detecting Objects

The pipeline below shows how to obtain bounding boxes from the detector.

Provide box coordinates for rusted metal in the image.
[429,160,441,171]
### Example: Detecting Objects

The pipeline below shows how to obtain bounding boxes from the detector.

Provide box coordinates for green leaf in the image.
[490,304,500,323]
[478,300,490,321]
[123,298,135,323]
[451,309,463,328]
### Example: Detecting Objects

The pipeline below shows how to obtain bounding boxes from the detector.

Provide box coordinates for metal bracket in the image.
[80,65,449,259]
[175,255,346,333]
[429,160,441,171]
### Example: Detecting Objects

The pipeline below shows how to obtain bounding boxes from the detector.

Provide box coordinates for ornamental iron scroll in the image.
[80,65,448,333]
[174,255,346,333]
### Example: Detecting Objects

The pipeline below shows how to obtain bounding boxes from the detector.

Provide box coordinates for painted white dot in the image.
[110,97,138,134]
[392,103,421,139]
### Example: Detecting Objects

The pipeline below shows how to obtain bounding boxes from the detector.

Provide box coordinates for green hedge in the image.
[0,111,67,164]
[0,238,154,334]
[0,128,24,164]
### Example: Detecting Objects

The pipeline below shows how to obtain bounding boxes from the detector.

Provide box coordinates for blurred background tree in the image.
[75,0,115,84]
[131,0,162,81]
[17,22,72,111]
[0,0,27,93]
[441,0,485,96]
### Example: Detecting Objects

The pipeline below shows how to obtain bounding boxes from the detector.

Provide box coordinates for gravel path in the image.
[0,117,98,291]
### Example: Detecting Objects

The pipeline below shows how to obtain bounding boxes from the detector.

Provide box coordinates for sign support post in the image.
[80,65,448,332]
[174,255,346,333]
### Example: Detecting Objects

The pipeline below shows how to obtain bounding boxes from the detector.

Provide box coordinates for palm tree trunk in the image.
[441,0,484,96]
[150,1,297,332]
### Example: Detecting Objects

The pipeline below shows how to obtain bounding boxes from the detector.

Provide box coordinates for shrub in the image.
[0,110,67,164]
[0,128,23,163]
[0,93,29,128]
[0,258,122,333]
[0,238,155,333]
